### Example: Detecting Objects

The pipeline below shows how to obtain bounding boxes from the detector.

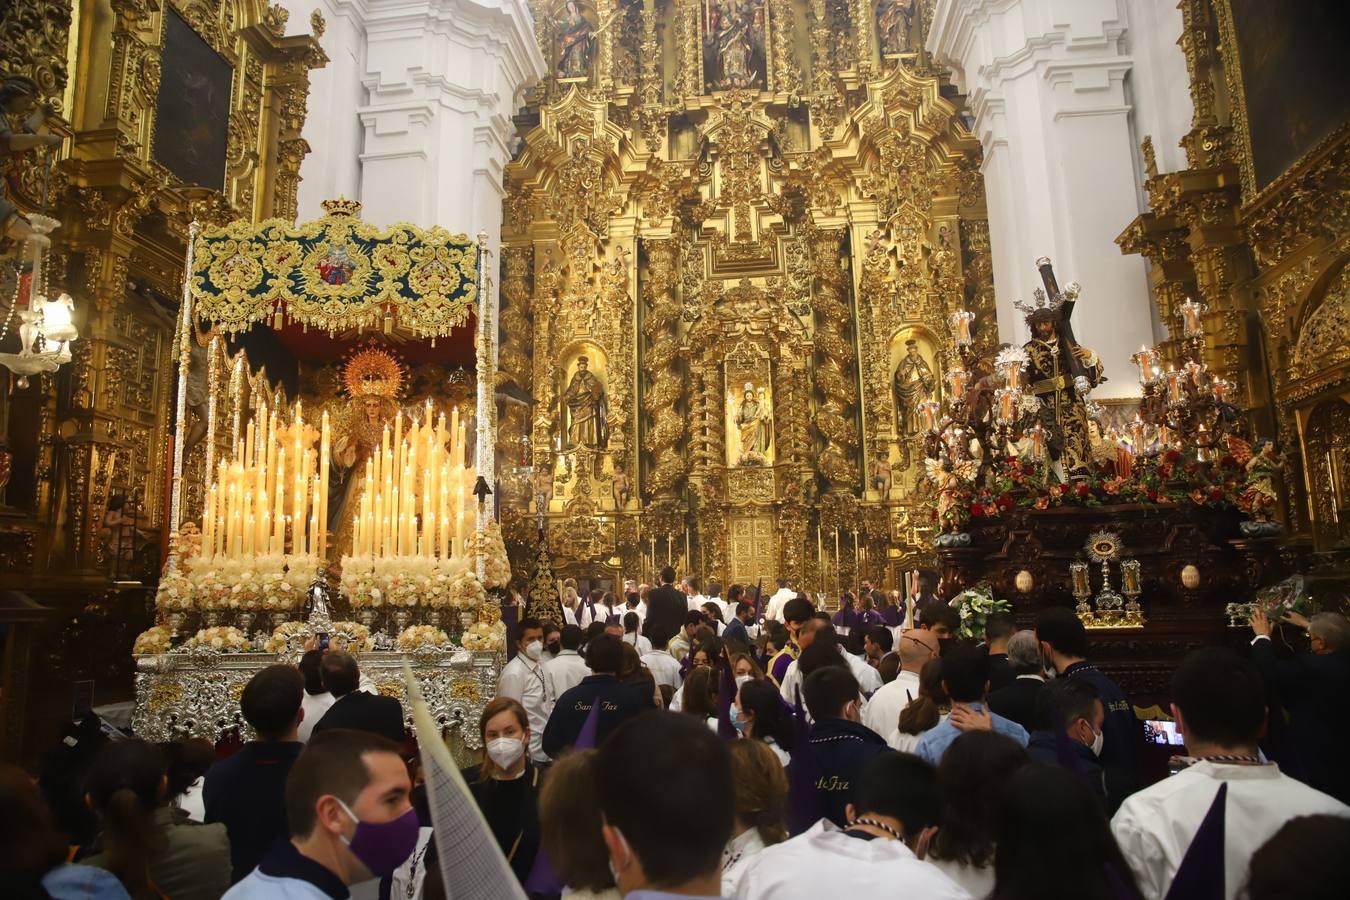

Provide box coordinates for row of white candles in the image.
[201,399,329,560]
[199,400,476,561]
[351,402,476,561]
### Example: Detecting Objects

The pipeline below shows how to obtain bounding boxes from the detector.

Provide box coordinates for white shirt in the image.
[734,819,971,899]
[1111,760,1350,900]
[577,603,617,630]
[778,648,885,707]
[926,858,994,899]
[764,588,796,623]
[622,632,653,654]
[641,649,683,691]
[722,827,767,897]
[497,654,552,763]
[862,669,921,738]
[687,592,708,611]
[562,605,577,626]
[299,692,335,742]
[176,777,206,822]
[543,649,591,702]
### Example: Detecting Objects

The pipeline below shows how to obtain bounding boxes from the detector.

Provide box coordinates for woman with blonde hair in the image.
[721,739,788,894]
[537,749,620,899]
[462,696,541,888]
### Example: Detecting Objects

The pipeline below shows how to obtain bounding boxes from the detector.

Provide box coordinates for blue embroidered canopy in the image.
[188,199,479,339]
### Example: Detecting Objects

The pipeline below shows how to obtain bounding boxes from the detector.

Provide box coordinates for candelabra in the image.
[1128,296,1243,460]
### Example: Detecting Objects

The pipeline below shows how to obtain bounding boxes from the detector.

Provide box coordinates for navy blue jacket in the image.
[542,674,653,758]
[806,718,890,827]
[1063,661,1140,812]
[203,741,303,883]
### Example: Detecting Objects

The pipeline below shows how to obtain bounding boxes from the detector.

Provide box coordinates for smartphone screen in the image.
[1144,719,1185,746]
[319,634,330,650]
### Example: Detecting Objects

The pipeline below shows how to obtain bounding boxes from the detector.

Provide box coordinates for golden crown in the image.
[320,196,363,218]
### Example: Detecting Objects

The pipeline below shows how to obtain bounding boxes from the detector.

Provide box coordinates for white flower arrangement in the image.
[265,621,310,654]
[460,620,505,652]
[469,522,512,589]
[329,621,375,653]
[447,568,487,611]
[178,554,308,611]
[133,625,175,655]
[343,556,477,610]
[154,568,195,611]
[397,625,450,651]
[948,585,1014,642]
[184,626,252,653]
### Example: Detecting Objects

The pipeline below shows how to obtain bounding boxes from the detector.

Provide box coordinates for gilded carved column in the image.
[809,227,859,492]
[499,246,533,501]
[642,239,687,497]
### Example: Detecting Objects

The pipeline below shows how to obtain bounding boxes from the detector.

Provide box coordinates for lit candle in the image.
[918,400,940,433]
[1131,346,1157,386]
[1164,368,1186,404]
[945,366,968,400]
[318,411,330,558]
[995,387,1018,425]
[1178,297,1206,339]
[1070,560,1090,598]
[950,309,975,346]
[244,420,255,468]
[1130,416,1147,454]
[1029,422,1046,460]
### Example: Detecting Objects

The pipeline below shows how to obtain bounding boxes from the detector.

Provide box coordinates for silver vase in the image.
[202,610,222,628]
[394,609,411,634]
[236,611,254,634]
[425,609,441,627]
[357,608,376,628]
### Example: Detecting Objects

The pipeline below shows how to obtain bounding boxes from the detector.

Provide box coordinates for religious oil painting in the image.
[555,0,598,80]
[876,0,920,55]
[1226,0,1350,190]
[889,329,939,439]
[702,0,768,93]
[153,9,233,191]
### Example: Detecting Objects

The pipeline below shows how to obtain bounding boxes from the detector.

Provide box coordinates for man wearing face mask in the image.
[223,728,416,899]
[803,667,890,828]
[1025,678,1107,807]
[497,617,552,766]
[1035,607,1139,812]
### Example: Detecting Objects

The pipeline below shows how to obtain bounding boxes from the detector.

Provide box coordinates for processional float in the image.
[133,200,509,750]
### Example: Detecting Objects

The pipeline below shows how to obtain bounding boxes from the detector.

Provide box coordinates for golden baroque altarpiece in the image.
[0,1,323,582]
[1117,0,1350,555]
[0,1,322,757]
[501,0,994,590]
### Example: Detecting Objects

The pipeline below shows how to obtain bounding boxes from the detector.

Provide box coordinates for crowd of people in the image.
[6,566,1350,900]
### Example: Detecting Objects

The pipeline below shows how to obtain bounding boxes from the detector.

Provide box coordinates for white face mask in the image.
[735,674,753,688]
[486,736,525,770]
[1089,726,1104,757]
[523,640,543,661]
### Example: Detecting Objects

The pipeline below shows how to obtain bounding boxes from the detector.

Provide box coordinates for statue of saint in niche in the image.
[561,355,608,449]
[703,0,767,92]
[893,339,936,437]
[731,381,772,466]
[557,1,595,79]
[876,0,919,55]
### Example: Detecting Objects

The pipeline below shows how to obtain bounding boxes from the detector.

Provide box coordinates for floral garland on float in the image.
[397,625,450,651]
[183,626,252,653]
[133,625,175,656]
[461,619,506,652]
[467,521,512,589]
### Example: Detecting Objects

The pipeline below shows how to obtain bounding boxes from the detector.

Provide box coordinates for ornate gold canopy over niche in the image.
[501,2,992,589]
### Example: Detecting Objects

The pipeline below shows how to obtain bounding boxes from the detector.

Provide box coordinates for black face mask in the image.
[626,592,639,607]
[547,641,561,656]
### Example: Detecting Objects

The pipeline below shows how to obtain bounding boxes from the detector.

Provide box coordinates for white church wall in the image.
[929,0,1193,400]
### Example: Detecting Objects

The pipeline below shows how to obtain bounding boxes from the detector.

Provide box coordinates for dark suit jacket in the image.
[311,690,406,746]
[203,741,303,883]
[987,653,1015,692]
[1252,641,1350,804]
[645,584,687,644]
[987,675,1046,732]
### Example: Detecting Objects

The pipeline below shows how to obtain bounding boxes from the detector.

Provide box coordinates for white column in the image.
[277,0,368,222]
[929,0,1189,400]
[358,0,544,236]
